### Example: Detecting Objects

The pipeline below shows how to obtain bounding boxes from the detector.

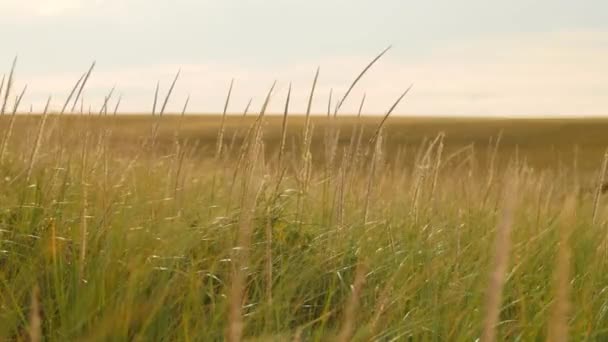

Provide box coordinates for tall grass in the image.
[1,62,608,341]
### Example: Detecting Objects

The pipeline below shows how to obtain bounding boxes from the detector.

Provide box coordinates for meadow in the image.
[1,109,608,341]
[1,59,608,340]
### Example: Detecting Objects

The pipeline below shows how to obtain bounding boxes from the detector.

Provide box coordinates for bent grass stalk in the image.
[334,45,391,115]
[70,61,95,113]
[546,195,576,342]
[60,72,85,114]
[481,174,518,342]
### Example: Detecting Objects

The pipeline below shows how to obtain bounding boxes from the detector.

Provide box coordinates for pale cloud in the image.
[0,0,106,17]
[8,30,608,116]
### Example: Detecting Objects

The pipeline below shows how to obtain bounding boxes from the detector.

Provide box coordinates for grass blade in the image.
[71,61,96,113]
[481,175,518,342]
[369,84,413,145]
[1,56,17,116]
[159,70,181,116]
[60,72,85,115]
[278,82,291,166]
[334,46,391,115]
[216,79,234,158]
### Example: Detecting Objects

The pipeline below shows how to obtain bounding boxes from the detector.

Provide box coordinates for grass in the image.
[2,106,608,340]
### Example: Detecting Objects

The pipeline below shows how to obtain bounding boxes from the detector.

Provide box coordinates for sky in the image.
[1,0,607,116]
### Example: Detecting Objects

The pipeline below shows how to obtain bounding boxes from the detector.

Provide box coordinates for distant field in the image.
[1,113,608,340]
[6,114,608,168]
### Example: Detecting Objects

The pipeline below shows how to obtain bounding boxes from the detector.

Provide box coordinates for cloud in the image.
[0,0,107,17]
[7,30,608,116]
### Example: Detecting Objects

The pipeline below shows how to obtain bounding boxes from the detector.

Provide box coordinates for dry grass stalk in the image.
[292,310,335,342]
[242,97,252,116]
[352,119,365,172]
[226,100,249,162]
[28,285,42,342]
[324,128,341,224]
[101,132,110,226]
[411,134,442,219]
[534,172,546,229]
[49,217,58,263]
[334,45,391,114]
[60,72,84,114]
[543,182,556,220]
[298,68,320,226]
[0,74,5,104]
[363,130,383,223]
[113,94,122,116]
[430,133,445,200]
[217,79,234,158]
[227,118,265,342]
[592,150,608,224]
[303,67,319,161]
[172,144,187,203]
[79,132,90,278]
[345,123,358,169]
[336,262,367,342]
[344,93,366,180]
[254,81,276,123]
[25,96,52,183]
[278,82,291,167]
[483,132,503,206]
[1,56,17,116]
[327,88,333,118]
[150,70,180,145]
[159,70,180,116]
[12,85,27,113]
[0,85,27,163]
[369,84,413,145]
[335,152,349,228]
[481,174,518,342]
[224,82,275,214]
[369,268,400,337]
[152,81,160,115]
[70,61,95,113]
[176,95,190,135]
[267,83,293,210]
[169,96,190,203]
[546,195,576,342]
[98,86,116,116]
[572,145,579,190]
[264,204,274,307]
[357,92,366,118]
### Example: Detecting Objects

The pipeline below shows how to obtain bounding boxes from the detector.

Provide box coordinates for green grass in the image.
[1,114,608,341]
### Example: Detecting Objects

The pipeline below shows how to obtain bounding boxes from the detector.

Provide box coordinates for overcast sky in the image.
[1,0,607,115]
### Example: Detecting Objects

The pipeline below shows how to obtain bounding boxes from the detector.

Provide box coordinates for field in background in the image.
[7,115,608,167]
[1,114,608,340]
